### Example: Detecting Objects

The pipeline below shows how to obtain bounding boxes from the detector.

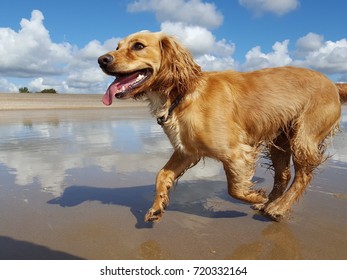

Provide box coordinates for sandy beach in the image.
[0,93,346,260]
[0,93,146,110]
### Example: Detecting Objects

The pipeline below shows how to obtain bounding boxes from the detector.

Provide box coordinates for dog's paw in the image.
[261,211,283,222]
[251,203,265,211]
[261,202,286,222]
[247,188,268,204]
[144,193,169,222]
[144,207,164,222]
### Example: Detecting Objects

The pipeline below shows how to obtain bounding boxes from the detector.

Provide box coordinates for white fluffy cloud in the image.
[239,0,300,16]
[160,21,236,71]
[241,33,347,81]
[196,55,236,72]
[128,0,223,29]
[242,40,292,70]
[0,78,18,93]
[296,32,324,53]
[0,10,72,77]
[294,33,347,74]
[240,33,347,81]
[161,21,234,57]
[161,21,217,56]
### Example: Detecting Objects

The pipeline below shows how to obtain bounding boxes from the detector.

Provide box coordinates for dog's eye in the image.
[132,42,145,51]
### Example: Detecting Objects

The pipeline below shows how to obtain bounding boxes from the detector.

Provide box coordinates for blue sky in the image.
[1,0,347,93]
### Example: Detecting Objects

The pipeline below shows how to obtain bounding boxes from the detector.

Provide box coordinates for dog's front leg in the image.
[145,150,200,222]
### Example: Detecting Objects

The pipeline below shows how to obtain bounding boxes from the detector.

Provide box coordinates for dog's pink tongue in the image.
[102,80,118,106]
[102,87,113,106]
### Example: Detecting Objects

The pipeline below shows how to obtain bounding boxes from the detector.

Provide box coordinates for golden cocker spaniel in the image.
[98,31,346,222]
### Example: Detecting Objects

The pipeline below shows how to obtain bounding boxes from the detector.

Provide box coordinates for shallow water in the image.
[0,107,346,260]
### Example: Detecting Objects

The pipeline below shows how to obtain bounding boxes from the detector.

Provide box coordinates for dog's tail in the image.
[336,83,347,103]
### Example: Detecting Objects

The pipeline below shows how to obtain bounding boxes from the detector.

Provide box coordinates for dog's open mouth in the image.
[102,68,152,105]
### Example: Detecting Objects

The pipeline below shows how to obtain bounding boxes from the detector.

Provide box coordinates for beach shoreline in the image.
[0,93,147,110]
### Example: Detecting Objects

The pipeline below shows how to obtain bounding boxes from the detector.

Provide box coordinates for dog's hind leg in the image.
[262,159,313,221]
[223,144,268,204]
[254,132,292,212]
[262,106,339,220]
[144,150,200,222]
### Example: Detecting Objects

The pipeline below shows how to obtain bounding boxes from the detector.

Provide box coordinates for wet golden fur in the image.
[99,31,345,221]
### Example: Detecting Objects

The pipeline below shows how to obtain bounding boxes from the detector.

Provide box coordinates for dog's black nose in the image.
[98,54,113,68]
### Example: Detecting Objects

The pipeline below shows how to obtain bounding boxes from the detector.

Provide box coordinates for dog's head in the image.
[98,31,201,105]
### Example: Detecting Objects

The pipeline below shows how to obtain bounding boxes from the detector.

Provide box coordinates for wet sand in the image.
[0,94,346,260]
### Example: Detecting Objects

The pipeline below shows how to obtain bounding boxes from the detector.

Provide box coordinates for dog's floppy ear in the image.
[156,34,201,99]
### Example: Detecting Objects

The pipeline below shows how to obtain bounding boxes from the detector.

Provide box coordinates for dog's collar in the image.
[157,95,183,126]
